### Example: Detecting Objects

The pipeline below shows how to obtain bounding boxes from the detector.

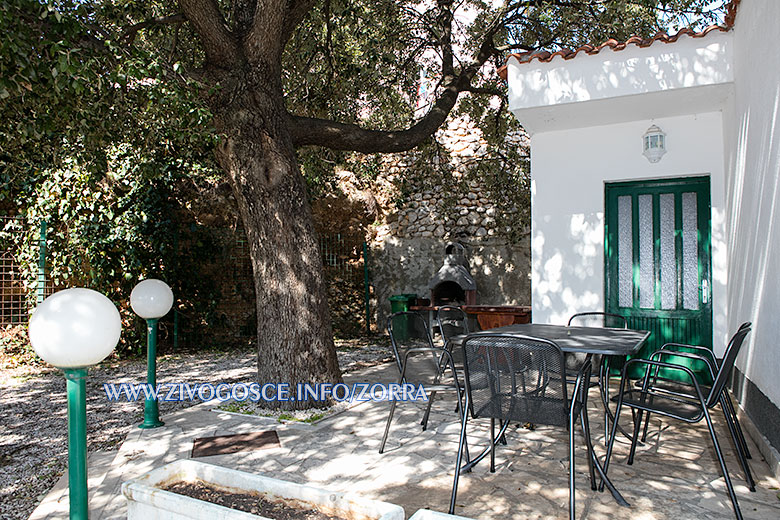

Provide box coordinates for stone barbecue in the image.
[428,243,476,306]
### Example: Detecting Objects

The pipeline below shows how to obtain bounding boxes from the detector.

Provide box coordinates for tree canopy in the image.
[2,0,727,165]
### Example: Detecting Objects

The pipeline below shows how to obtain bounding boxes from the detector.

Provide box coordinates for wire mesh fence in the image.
[0,217,28,324]
[318,233,371,335]
[0,216,51,325]
[0,216,371,340]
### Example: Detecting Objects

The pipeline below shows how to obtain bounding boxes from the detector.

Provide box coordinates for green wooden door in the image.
[605,177,712,379]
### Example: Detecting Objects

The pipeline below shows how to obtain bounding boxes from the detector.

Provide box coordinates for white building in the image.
[504,0,780,474]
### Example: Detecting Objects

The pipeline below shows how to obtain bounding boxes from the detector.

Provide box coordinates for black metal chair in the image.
[449,334,626,519]
[603,325,752,520]
[437,305,469,362]
[636,322,755,491]
[379,311,467,453]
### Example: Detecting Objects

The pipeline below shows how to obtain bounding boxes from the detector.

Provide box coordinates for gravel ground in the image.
[0,337,391,520]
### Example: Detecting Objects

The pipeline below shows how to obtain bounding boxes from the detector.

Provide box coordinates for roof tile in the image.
[498,0,740,81]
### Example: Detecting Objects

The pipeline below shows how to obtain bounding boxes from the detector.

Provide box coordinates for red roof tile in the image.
[498,0,740,81]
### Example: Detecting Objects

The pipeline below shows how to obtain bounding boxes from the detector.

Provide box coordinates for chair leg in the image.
[453,387,471,468]
[379,398,398,454]
[640,410,652,442]
[724,392,752,460]
[569,404,576,520]
[580,407,597,490]
[490,418,496,472]
[600,397,624,493]
[719,397,756,491]
[449,394,470,515]
[627,409,644,465]
[702,406,744,520]
[421,390,437,430]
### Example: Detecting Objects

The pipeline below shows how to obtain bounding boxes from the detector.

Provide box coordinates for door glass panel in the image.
[638,195,654,308]
[682,192,699,310]
[618,195,632,308]
[660,193,676,309]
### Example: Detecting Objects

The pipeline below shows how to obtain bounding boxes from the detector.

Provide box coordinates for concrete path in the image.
[29,362,780,519]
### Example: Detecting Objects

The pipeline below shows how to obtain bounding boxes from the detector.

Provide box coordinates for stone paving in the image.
[30,362,780,519]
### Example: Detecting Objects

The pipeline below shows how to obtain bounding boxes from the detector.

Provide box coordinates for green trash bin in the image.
[389,294,417,340]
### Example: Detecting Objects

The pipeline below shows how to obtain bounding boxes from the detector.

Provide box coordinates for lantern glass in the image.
[130,279,174,319]
[28,288,122,368]
[643,125,667,163]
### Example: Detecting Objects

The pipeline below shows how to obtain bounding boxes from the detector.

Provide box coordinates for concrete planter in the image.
[122,459,404,520]
[408,510,475,520]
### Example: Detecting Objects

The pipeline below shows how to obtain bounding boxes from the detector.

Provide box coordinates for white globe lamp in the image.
[130,279,173,428]
[130,279,174,319]
[28,288,122,520]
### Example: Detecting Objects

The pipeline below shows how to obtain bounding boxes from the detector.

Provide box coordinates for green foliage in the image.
[284,0,420,128]
[4,142,232,351]
[0,1,226,352]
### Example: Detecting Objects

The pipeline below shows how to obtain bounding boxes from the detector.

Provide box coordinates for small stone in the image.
[421,231,433,237]
[407,212,418,223]
[467,192,477,200]
[486,207,496,217]
[434,225,445,237]
[476,227,488,237]
[457,217,469,226]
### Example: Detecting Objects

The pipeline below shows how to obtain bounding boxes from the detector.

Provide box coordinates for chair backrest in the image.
[437,305,469,342]
[568,312,628,329]
[706,323,751,407]
[386,311,443,385]
[461,334,569,427]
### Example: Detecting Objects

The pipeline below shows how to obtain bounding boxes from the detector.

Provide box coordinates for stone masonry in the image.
[368,117,531,326]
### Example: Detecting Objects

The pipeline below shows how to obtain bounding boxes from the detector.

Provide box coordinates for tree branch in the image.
[287,0,512,153]
[178,0,239,67]
[121,14,187,45]
[495,42,533,52]
[288,82,462,153]
[463,86,504,97]
[282,0,320,45]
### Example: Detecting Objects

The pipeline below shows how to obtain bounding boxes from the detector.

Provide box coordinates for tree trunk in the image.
[211,77,342,409]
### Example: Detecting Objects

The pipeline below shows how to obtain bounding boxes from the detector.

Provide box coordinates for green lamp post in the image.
[130,279,173,429]
[28,288,122,520]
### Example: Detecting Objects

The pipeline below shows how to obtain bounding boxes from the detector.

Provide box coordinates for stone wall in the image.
[370,236,531,327]
[367,117,531,326]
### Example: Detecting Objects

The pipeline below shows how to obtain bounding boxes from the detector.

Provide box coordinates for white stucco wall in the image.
[507,30,734,133]
[530,112,729,353]
[725,0,780,406]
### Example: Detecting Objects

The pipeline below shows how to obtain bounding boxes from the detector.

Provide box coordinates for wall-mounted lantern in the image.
[643,125,667,163]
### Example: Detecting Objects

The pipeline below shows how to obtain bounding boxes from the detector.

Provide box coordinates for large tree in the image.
[1,0,727,407]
